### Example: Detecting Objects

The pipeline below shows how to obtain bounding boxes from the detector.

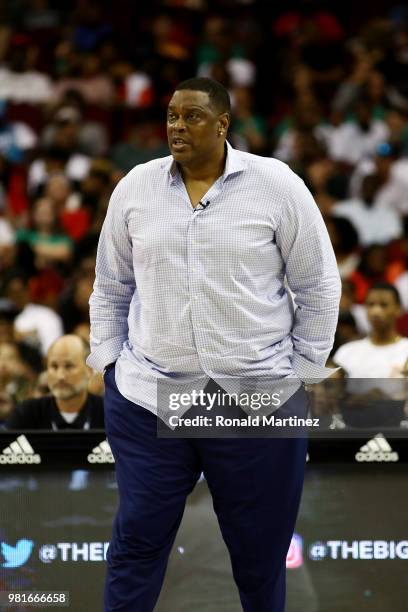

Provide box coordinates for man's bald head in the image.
[48,334,90,363]
[47,334,90,402]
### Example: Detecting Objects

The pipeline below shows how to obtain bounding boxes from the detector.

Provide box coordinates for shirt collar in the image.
[163,140,247,185]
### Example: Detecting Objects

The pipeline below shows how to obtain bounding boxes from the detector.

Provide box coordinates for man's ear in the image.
[219,112,230,133]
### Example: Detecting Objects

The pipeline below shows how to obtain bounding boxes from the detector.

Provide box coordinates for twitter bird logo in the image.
[1,539,34,568]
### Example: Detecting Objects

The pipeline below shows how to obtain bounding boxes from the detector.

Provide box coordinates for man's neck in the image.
[180,146,226,184]
[55,390,88,413]
[370,331,400,346]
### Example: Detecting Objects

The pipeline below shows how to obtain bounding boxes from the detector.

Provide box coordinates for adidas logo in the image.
[0,435,41,465]
[355,434,399,463]
[87,439,114,464]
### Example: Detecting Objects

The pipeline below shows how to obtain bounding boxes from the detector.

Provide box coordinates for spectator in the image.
[16,196,73,267]
[45,161,113,241]
[4,334,104,430]
[350,142,408,215]
[349,243,393,303]
[273,96,332,163]
[0,41,53,103]
[111,117,169,174]
[0,268,63,356]
[42,104,108,157]
[28,111,91,194]
[327,96,389,164]
[44,173,79,212]
[332,48,388,117]
[331,173,402,246]
[333,282,408,424]
[53,53,116,107]
[333,282,408,378]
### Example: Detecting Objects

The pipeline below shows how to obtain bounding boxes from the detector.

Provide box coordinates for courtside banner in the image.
[0,432,109,468]
[1,432,408,463]
[156,378,408,438]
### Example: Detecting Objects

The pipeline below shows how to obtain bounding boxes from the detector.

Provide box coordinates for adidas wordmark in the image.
[87,439,114,464]
[0,435,41,465]
[355,434,399,463]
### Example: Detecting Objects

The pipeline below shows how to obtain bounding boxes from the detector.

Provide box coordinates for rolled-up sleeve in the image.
[87,177,136,372]
[276,171,341,383]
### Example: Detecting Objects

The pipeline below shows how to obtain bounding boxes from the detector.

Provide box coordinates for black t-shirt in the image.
[5,394,104,430]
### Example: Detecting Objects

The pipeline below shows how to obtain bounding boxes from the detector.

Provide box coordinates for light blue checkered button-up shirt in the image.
[87,141,341,415]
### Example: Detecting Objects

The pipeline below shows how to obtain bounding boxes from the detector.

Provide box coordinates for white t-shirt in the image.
[332,198,402,246]
[327,120,389,165]
[334,337,408,377]
[59,411,79,423]
[350,158,408,214]
[0,68,54,103]
[333,337,408,396]
[14,303,64,356]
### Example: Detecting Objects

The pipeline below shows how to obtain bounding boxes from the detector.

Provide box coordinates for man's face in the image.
[4,278,28,310]
[366,289,400,331]
[167,89,228,166]
[47,343,89,401]
[0,342,21,379]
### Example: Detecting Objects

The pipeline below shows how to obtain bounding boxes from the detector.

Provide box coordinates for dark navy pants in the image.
[103,366,308,612]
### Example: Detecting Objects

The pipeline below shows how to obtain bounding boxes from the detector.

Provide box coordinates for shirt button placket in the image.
[187,213,207,359]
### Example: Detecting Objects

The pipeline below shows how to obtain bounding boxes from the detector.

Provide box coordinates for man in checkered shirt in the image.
[89,77,341,611]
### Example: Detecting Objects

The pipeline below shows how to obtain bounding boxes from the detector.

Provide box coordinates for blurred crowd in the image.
[0,0,408,428]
